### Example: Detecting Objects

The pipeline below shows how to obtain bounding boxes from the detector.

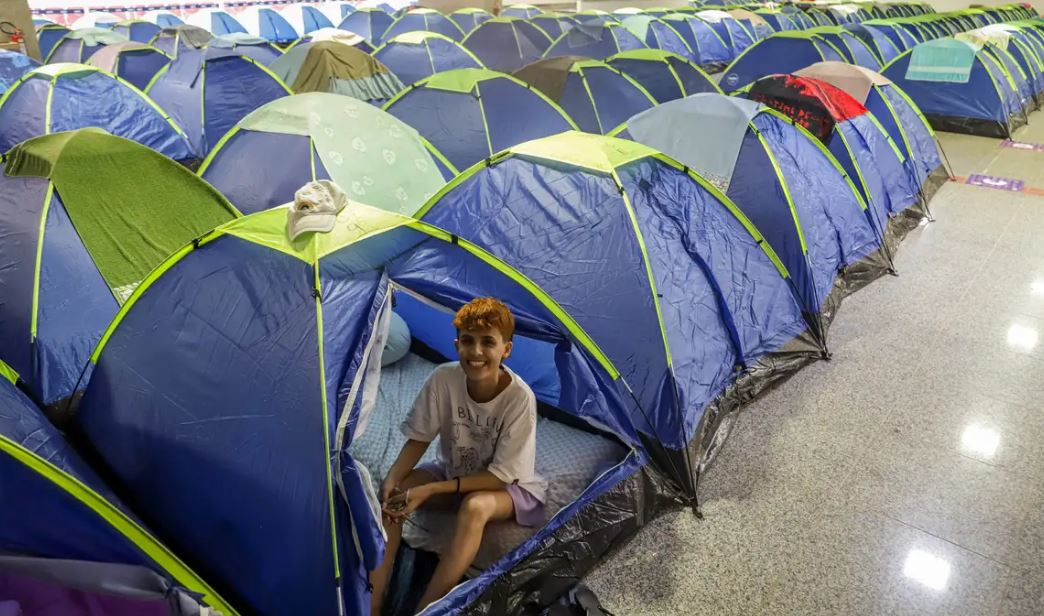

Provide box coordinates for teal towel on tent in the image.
[905,38,979,83]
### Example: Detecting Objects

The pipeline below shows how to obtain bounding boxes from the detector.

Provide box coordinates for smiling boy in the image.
[369,297,546,615]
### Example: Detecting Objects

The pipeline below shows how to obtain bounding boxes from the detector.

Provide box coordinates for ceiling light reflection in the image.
[960,424,1000,459]
[903,549,951,591]
[1006,324,1039,351]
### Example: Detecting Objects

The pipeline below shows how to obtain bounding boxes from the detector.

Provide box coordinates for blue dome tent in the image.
[862,19,920,52]
[797,61,947,206]
[694,9,752,57]
[658,12,732,70]
[502,4,543,19]
[86,42,171,90]
[606,49,721,103]
[881,37,1026,137]
[380,8,465,43]
[0,371,234,615]
[574,9,618,26]
[383,68,578,170]
[513,56,656,134]
[73,201,670,615]
[186,8,247,36]
[0,129,237,411]
[530,13,576,40]
[35,24,70,61]
[462,17,552,72]
[841,23,904,64]
[741,74,919,255]
[374,31,482,87]
[338,8,395,43]
[620,16,696,64]
[237,6,299,44]
[0,50,39,94]
[210,33,283,65]
[419,131,817,492]
[45,28,128,63]
[810,26,884,68]
[543,22,646,60]
[142,9,184,28]
[280,4,335,35]
[146,47,291,156]
[148,25,213,59]
[0,64,193,162]
[611,94,887,341]
[719,30,847,91]
[199,93,455,215]
[112,19,161,43]
[449,7,492,33]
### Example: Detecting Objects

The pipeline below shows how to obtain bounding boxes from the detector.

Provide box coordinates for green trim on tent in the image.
[29,182,54,339]
[312,262,342,583]
[452,7,492,14]
[754,126,808,254]
[612,168,674,370]
[0,359,17,384]
[761,107,871,213]
[91,204,622,379]
[0,433,238,615]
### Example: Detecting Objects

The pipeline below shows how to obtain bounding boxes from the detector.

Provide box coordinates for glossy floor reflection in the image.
[585,125,1044,615]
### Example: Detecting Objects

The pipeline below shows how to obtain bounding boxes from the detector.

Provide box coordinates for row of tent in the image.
[0,61,956,616]
[3,4,1039,616]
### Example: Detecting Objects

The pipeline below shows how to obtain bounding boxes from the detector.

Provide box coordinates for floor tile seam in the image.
[874,510,1014,571]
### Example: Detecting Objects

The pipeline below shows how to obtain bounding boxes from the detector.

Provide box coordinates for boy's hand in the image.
[383,485,431,522]
[380,476,398,505]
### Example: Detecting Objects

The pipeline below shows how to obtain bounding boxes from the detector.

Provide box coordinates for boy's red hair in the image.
[453,297,515,341]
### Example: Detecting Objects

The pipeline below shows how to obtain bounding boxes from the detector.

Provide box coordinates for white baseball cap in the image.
[286,180,348,241]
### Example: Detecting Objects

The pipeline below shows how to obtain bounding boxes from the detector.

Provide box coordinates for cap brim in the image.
[288,213,337,241]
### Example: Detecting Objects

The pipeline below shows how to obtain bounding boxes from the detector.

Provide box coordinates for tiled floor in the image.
[586,122,1044,615]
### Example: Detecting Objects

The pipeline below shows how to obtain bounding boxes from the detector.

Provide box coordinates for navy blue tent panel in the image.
[36,26,71,60]
[337,9,394,42]
[380,10,465,43]
[147,48,289,156]
[383,69,577,171]
[449,10,492,34]
[113,21,162,43]
[719,33,846,90]
[374,34,482,87]
[112,47,172,91]
[530,14,575,40]
[606,51,720,103]
[544,23,646,60]
[462,18,552,72]
[0,180,117,407]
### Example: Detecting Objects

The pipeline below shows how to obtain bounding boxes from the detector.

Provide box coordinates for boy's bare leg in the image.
[370,469,439,616]
[415,491,514,614]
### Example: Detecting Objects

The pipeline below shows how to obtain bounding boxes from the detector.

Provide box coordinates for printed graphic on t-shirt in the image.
[452,404,503,475]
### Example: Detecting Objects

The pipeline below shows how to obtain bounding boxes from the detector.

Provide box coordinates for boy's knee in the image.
[459,492,496,524]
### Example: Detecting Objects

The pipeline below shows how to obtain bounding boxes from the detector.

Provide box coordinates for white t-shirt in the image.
[401,362,547,502]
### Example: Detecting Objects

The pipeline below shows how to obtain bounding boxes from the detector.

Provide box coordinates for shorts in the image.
[415,461,545,527]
